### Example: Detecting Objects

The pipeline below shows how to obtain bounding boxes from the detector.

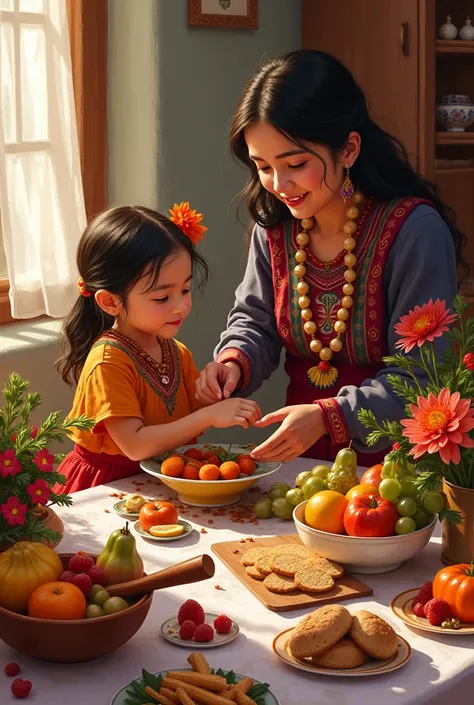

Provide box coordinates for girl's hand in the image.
[250,404,328,462]
[196,361,242,404]
[208,397,262,429]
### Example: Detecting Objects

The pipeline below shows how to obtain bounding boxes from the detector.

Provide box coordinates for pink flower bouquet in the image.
[0,373,94,546]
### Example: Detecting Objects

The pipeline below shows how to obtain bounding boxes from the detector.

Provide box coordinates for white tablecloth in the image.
[1,460,473,705]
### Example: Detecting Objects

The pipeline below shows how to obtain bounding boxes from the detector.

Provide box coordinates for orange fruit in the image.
[304,490,348,534]
[182,463,200,480]
[28,581,86,620]
[184,448,203,461]
[161,456,185,477]
[345,483,378,501]
[237,454,256,476]
[219,461,241,480]
[199,464,220,481]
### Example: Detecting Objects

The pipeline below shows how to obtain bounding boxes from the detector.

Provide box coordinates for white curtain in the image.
[0,0,86,319]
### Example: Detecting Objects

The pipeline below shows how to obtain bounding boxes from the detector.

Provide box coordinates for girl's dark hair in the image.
[57,206,209,386]
[229,49,468,281]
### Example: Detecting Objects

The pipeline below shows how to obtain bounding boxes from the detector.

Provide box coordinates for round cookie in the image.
[311,556,344,579]
[240,547,269,567]
[245,564,266,580]
[294,566,334,593]
[263,572,296,594]
[289,604,353,658]
[311,637,368,669]
[349,610,399,660]
[255,550,279,576]
[270,552,313,577]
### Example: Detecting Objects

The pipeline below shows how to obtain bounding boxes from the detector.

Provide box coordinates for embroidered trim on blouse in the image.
[216,347,252,391]
[313,398,349,445]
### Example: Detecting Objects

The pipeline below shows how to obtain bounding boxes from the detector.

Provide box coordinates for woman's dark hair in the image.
[229,49,468,281]
[57,206,209,385]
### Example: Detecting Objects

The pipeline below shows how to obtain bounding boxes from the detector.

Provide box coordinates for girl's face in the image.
[118,247,193,338]
[244,122,345,220]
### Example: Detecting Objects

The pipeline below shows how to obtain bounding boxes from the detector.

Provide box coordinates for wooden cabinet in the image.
[302,0,474,301]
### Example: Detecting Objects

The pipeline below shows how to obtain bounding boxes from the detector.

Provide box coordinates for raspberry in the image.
[59,570,75,583]
[4,663,20,676]
[177,599,205,626]
[11,679,32,699]
[87,564,106,585]
[424,598,452,626]
[412,601,426,618]
[68,553,94,574]
[414,581,433,606]
[71,572,92,595]
[194,623,214,642]
[213,614,232,634]
[179,620,196,640]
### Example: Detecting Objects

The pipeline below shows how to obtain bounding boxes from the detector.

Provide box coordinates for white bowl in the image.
[293,500,437,574]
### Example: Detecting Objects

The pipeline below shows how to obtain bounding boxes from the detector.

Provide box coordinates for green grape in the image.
[397,497,417,517]
[413,506,430,529]
[91,589,110,607]
[271,497,294,520]
[286,487,305,506]
[394,466,412,480]
[423,491,445,515]
[295,470,312,488]
[271,482,291,494]
[326,479,348,494]
[303,476,326,499]
[268,486,287,500]
[399,477,419,500]
[103,597,128,615]
[88,584,105,601]
[335,468,355,481]
[381,460,396,479]
[311,465,330,479]
[85,604,105,619]
[379,478,402,501]
[254,498,273,519]
[395,517,416,535]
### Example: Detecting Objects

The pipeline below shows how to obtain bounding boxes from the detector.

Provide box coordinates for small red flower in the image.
[0,449,22,478]
[26,479,51,506]
[30,425,39,439]
[392,442,400,451]
[0,496,28,526]
[464,352,474,371]
[33,449,55,472]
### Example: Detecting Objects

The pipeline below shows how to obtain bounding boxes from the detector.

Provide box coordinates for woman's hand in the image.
[207,397,262,429]
[250,404,328,462]
[196,361,242,404]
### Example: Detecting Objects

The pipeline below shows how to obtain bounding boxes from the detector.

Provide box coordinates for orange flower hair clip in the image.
[169,201,207,245]
[77,278,93,297]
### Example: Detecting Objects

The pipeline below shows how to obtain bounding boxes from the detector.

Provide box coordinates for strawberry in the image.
[213,614,232,634]
[71,572,92,595]
[4,663,20,676]
[68,553,94,574]
[177,599,205,626]
[413,581,433,606]
[424,598,452,626]
[87,564,106,585]
[179,620,196,640]
[194,623,214,642]
[59,570,75,583]
[11,679,32,699]
[412,601,426,618]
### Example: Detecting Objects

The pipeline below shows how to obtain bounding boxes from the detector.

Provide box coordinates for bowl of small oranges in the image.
[140,444,281,507]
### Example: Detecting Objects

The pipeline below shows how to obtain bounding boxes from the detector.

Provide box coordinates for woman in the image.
[196,50,464,465]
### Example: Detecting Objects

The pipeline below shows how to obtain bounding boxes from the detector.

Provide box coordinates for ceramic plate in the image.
[113,500,140,519]
[133,519,193,542]
[272,628,411,677]
[110,669,280,705]
[160,612,240,649]
[391,588,474,635]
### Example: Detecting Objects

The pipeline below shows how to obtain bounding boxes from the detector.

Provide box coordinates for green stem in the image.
[430,343,439,388]
[419,346,436,387]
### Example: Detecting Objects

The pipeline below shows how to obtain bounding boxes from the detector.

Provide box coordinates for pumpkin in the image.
[433,562,474,623]
[0,541,63,613]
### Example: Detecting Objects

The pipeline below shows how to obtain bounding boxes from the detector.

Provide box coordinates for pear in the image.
[96,522,144,586]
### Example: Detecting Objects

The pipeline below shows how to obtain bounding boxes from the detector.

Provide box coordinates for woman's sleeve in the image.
[315,207,458,452]
[214,223,282,396]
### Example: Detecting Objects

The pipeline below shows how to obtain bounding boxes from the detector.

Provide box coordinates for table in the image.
[1,460,473,705]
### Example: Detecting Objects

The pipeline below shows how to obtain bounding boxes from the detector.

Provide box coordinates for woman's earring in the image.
[341,164,354,201]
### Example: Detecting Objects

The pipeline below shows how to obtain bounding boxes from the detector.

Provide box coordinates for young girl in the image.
[55,204,261,494]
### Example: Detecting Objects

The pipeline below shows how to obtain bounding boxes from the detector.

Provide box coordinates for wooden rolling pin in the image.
[106,554,215,598]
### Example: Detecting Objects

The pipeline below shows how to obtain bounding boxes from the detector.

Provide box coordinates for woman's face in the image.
[244,122,345,220]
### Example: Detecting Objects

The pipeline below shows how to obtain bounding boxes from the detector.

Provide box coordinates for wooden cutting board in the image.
[211,534,373,612]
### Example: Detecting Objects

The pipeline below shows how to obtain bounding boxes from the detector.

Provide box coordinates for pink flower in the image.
[26,479,51,506]
[0,449,22,478]
[464,353,474,371]
[0,496,28,526]
[401,388,474,464]
[33,449,55,472]
[394,299,457,353]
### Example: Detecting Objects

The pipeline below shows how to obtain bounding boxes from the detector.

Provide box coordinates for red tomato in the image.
[359,464,383,489]
[139,501,178,532]
[343,494,398,537]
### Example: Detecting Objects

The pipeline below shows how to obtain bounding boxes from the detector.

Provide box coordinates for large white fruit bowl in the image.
[293,500,437,574]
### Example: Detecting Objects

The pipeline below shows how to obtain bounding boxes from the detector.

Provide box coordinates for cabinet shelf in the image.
[436,132,474,145]
[435,167,474,175]
[436,40,474,54]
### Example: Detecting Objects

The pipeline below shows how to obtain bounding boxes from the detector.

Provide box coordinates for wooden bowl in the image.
[0,554,152,663]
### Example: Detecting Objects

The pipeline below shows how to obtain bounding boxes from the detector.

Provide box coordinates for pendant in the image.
[307,361,339,389]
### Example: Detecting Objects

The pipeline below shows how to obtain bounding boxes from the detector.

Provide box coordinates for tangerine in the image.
[199,464,220,481]
[304,490,348,534]
[161,456,185,477]
[28,581,86,620]
[182,463,200,480]
[219,461,241,480]
[237,454,256,476]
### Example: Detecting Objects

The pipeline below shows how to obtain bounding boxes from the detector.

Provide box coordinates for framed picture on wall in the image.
[188,0,258,29]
